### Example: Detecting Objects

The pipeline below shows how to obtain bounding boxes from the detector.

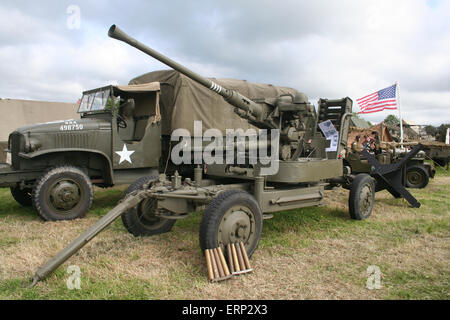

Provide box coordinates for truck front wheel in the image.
[32,166,94,221]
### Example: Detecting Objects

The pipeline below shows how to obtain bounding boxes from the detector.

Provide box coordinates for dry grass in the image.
[0,171,449,300]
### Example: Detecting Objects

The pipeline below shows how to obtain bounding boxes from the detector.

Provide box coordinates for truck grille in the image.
[8,131,23,170]
[55,132,97,149]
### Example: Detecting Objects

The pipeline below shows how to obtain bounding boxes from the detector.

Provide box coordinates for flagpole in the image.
[396,81,404,145]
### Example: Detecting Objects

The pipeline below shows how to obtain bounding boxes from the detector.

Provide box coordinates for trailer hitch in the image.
[361,144,423,208]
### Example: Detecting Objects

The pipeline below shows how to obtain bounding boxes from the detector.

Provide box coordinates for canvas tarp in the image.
[0,99,79,141]
[129,70,299,135]
[114,82,160,93]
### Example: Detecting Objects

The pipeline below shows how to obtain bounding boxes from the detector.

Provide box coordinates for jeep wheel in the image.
[199,190,263,258]
[121,176,176,236]
[10,185,33,207]
[32,166,94,221]
[405,165,429,189]
[349,174,375,220]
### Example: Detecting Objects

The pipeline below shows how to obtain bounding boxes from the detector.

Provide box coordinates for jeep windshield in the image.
[78,87,113,113]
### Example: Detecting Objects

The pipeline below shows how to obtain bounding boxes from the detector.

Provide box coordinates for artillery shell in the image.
[235,242,246,271]
[231,243,240,273]
[239,241,251,270]
[213,248,225,278]
[227,244,235,274]
[209,249,220,280]
[217,247,230,276]
[205,249,214,281]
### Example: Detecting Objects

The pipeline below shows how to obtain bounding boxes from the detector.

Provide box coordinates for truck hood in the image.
[14,118,111,134]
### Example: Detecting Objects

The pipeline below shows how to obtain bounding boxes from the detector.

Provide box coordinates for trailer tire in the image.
[121,175,176,237]
[32,166,93,221]
[10,185,33,207]
[405,165,429,189]
[199,190,263,258]
[349,174,375,220]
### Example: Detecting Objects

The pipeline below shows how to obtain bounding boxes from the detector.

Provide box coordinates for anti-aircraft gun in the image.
[108,25,319,162]
[27,25,422,286]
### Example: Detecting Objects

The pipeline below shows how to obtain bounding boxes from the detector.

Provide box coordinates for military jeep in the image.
[0,83,162,220]
[344,145,435,189]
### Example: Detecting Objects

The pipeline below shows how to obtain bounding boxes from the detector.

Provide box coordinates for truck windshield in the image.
[78,88,111,113]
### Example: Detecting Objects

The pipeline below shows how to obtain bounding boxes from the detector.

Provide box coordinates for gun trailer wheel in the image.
[32,166,94,221]
[405,165,429,189]
[121,176,176,236]
[199,190,263,258]
[349,174,375,220]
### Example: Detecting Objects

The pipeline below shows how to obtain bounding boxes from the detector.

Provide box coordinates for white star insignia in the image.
[115,144,135,164]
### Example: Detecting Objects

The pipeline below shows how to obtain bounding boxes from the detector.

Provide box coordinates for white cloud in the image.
[0,0,449,125]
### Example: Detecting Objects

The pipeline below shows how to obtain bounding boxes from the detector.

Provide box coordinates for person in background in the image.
[352,135,362,153]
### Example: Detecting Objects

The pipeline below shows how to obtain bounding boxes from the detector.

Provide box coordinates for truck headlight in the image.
[6,152,11,165]
[26,138,41,152]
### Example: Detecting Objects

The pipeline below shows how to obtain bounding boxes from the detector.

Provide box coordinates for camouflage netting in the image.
[129,70,299,135]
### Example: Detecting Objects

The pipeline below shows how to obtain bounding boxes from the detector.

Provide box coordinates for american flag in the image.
[357,84,397,114]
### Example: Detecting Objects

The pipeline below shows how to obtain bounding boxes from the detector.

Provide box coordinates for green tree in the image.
[384,115,400,126]
[424,125,437,136]
[436,124,450,142]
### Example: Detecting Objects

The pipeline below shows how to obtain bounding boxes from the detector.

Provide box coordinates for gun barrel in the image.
[108,24,263,119]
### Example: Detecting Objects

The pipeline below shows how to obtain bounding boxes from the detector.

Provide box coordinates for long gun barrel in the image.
[108,25,265,123]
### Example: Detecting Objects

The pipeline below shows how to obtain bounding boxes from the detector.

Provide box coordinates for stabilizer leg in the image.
[361,144,423,208]
[27,189,150,287]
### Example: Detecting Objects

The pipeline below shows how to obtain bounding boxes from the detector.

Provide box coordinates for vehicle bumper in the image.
[0,163,42,188]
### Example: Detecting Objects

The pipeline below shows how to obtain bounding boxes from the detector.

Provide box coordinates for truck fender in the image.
[18,148,115,185]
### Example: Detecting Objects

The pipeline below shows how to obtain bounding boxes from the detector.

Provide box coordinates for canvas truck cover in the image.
[129,70,299,135]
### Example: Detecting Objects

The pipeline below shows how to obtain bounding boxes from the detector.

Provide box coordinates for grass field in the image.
[0,167,448,300]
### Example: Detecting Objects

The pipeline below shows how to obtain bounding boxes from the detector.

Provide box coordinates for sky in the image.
[0,0,449,126]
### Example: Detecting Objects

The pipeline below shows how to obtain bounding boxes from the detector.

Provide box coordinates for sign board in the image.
[318,120,339,152]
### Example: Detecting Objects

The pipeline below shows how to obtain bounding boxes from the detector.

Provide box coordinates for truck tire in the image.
[349,174,375,220]
[10,186,33,207]
[32,166,94,221]
[121,175,176,236]
[405,165,429,189]
[199,190,263,258]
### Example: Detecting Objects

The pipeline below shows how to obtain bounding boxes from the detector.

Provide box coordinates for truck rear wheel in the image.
[10,185,33,207]
[121,175,176,236]
[32,166,94,221]
[405,165,429,189]
[199,190,263,258]
[349,174,375,220]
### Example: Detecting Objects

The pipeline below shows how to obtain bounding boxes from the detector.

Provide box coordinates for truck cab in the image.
[0,83,161,221]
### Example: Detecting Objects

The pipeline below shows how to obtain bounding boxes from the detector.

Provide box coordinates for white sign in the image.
[318,120,339,152]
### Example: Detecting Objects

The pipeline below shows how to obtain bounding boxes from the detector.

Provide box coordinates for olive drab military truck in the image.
[1,74,306,221]
[0,83,162,220]
[344,134,435,189]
